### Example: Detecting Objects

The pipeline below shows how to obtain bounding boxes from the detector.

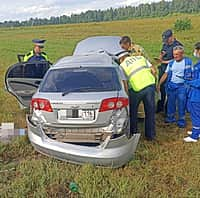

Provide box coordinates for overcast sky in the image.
[0,0,162,22]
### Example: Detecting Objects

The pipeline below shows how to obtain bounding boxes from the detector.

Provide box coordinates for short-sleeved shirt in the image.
[161,39,183,61]
[165,59,185,84]
[118,66,127,80]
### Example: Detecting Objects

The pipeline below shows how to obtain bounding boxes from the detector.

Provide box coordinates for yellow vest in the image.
[120,56,155,92]
[23,50,48,62]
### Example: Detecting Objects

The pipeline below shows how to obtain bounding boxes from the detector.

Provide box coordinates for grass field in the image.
[0,14,200,197]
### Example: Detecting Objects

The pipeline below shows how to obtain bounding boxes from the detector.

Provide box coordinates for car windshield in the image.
[39,67,121,93]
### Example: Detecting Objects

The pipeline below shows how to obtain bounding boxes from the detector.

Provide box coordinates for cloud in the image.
[0,0,162,22]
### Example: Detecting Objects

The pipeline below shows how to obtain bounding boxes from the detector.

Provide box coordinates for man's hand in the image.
[161,60,170,64]
[150,66,157,77]
[159,51,166,61]
[159,51,171,64]
[154,57,161,64]
[156,84,161,93]
[122,80,129,95]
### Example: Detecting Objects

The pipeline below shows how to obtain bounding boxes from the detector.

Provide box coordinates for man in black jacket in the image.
[156,29,183,113]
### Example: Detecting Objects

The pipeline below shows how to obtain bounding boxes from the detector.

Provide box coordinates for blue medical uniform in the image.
[165,57,192,127]
[187,60,200,139]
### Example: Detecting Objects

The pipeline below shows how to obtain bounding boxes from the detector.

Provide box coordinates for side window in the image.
[8,64,24,78]
[37,63,50,78]
[8,62,50,79]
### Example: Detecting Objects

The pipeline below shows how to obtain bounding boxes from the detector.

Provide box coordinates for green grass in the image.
[1,14,200,197]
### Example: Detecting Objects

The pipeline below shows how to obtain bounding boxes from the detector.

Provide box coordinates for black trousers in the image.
[129,85,156,140]
[157,64,167,113]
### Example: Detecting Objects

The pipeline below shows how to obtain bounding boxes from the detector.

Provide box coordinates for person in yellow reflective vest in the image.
[24,39,48,62]
[118,51,156,141]
[119,36,148,119]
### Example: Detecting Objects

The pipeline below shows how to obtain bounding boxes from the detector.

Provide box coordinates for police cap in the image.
[32,39,46,48]
[162,29,173,43]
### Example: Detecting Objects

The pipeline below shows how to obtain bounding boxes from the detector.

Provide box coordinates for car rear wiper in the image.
[62,88,82,96]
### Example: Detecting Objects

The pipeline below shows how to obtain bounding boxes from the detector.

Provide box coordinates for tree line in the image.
[1,0,200,28]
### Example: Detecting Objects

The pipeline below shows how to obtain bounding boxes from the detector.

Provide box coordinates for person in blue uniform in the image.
[184,42,200,142]
[156,29,183,113]
[157,46,192,128]
[24,39,48,62]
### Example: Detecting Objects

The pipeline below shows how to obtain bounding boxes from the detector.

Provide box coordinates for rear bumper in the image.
[26,116,140,168]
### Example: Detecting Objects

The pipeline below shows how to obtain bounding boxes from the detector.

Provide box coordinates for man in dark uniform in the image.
[156,29,183,113]
[24,39,48,62]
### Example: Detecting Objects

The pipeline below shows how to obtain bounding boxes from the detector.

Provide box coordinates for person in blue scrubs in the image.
[157,46,192,128]
[184,42,200,142]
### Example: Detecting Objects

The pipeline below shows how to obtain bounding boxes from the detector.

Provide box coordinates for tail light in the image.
[31,98,53,112]
[99,97,129,112]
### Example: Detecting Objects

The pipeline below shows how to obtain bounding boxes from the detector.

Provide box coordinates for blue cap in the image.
[162,29,173,42]
[32,39,46,47]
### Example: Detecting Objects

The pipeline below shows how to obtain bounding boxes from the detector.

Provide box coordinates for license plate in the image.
[79,110,95,120]
[58,109,95,121]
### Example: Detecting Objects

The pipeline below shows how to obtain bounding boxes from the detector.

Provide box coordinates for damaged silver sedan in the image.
[5,36,140,168]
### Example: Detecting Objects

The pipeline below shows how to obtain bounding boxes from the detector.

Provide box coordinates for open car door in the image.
[5,61,50,109]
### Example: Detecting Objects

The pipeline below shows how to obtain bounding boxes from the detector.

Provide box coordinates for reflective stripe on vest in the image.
[120,56,155,92]
[41,52,48,61]
[23,50,34,62]
[127,65,149,80]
